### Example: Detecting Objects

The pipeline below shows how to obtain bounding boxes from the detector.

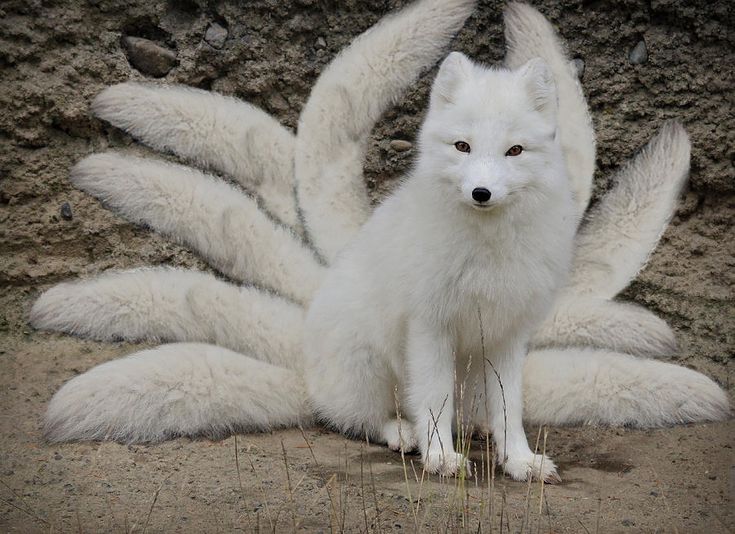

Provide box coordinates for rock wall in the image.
[1,0,732,382]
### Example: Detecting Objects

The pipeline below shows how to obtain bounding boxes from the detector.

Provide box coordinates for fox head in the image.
[417,52,566,212]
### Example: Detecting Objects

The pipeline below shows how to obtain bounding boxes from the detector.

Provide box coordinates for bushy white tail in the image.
[92,82,299,230]
[44,344,311,443]
[570,122,690,298]
[295,0,477,261]
[70,153,324,305]
[524,348,730,427]
[30,268,304,370]
[504,2,596,220]
[532,295,677,357]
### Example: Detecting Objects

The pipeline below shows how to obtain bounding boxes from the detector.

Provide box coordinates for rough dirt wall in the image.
[2,0,733,373]
[0,0,733,532]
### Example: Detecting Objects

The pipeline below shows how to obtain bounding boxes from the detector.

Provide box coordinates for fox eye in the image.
[454,141,471,153]
[505,145,523,157]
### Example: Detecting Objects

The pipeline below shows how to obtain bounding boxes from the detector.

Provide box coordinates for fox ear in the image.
[431,51,473,106]
[518,58,557,123]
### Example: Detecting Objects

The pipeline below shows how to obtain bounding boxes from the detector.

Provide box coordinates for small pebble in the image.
[54,452,62,460]
[389,139,413,152]
[205,23,228,49]
[122,36,178,77]
[315,36,326,49]
[621,519,635,527]
[571,57,585,79]
[268,92,289,112]
[629,39,648,64]
[60,202,73,220]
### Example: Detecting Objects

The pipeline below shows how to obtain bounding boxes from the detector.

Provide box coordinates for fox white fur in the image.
[531,294,677,357]
[91,82,301,232]
[30,0,730,482]
[295,0,477,263]
[69,153,323,305]
[44,343,310,443]
[523,348,730,427]
[303,54,576,480]
[30,268,304,370]
[503,2,595,221]
[570,121,691,297]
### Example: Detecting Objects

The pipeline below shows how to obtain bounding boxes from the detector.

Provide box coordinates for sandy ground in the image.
[1,0,733,532]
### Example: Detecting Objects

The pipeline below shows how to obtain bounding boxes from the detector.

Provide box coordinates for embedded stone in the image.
[629,40,648,64]
[60,202,73,221]
[389,139,412,152]
[205,23,228,49]
[122,36,178,77]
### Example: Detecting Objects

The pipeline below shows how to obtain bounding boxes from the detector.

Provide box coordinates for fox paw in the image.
[423,451,473,477]
[381,419,418,453]
[503,453,560,484]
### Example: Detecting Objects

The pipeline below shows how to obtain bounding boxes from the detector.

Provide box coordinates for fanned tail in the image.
[35,4,726,448]
[44,343,311,443]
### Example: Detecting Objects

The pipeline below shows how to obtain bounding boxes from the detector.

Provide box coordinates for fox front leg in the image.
[404,319,470,477]
[483,342,561,483]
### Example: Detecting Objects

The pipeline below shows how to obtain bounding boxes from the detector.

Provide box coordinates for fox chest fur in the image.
[421,198,568,350]
[306,174,575,370]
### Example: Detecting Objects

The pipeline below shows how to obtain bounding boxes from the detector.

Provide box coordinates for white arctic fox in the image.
[30,0,729,482]
[303,53,575,480]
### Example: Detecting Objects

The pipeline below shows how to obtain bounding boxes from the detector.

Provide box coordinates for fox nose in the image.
[471,187,492,203]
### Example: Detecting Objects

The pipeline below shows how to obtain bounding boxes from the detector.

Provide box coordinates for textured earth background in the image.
[1,0,733,532]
